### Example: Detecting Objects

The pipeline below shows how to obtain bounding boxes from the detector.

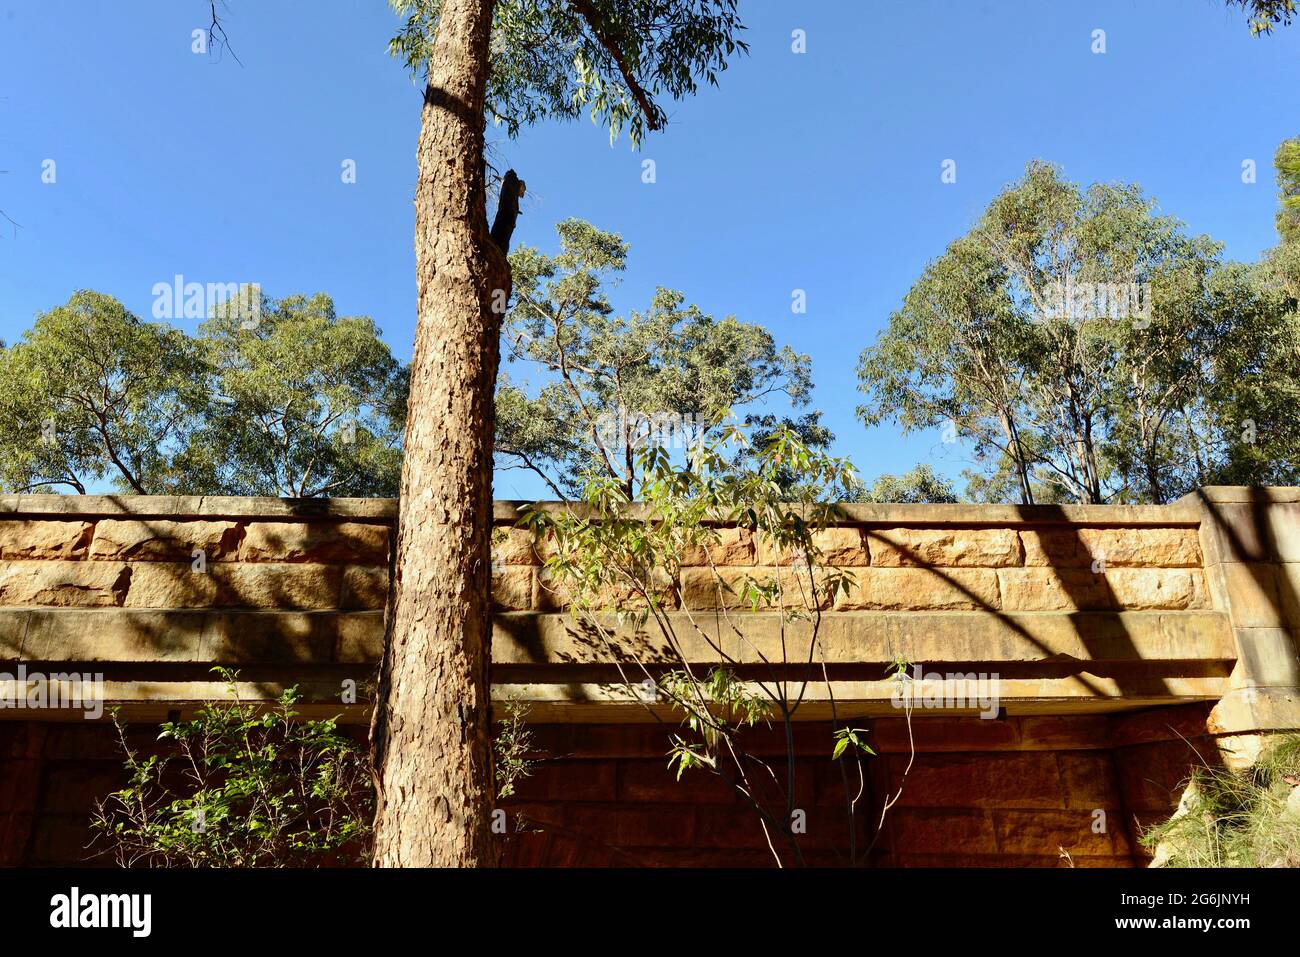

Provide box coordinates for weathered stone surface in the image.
[20,608,205,661]
[340,565,387,610]
[992,808,1123,857]
[492,566,535,611]
[0,610,26,658]
[1113,740,1208,812]
[678,566,833,611]
[1209,562,1284,627]
[869,528,1021,568]
[336,612,385,663]
[885,808,998,855]
[1020,527,1200,568]
[1197,502,1300,564]
[200,611,338,663]
[123,563,343,610]
[492,526,541,566]
[491,609,1233,671]
[0,521,93,561]
[998,567,1205,611]
[834,568,1001,611]
[679,527,755,566]
[88,519,242,562]
[755,528,867,566]
[887,752,1066,809]
[535,567,676,612]
[1057,752,1119,809]
[239,521,388,564]
[2,494,396,519]
[1279,561,1300,627]
[0,561,129,607]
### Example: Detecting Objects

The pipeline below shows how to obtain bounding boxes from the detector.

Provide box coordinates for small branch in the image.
[568,0,663,131]
[206,0,243,66]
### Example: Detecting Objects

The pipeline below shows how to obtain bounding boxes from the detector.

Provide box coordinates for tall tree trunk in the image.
[371,0,506,867]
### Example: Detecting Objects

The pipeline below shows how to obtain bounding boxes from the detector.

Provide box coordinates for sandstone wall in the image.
[0,494,1240,719]
[1,490,1296,867]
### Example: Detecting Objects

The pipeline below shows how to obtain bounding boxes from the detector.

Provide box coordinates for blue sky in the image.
[1,0,1298,498]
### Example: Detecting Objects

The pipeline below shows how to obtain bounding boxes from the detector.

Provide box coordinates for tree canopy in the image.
[853,463,959,505]
[183,293,408,498]
[496,218,816,497]
[858,161,1300,505]
[0,291,207,494]
[389,0,746,145]
[0,291,407,497]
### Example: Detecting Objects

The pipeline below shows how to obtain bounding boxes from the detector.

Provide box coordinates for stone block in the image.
[884,752,1066,809]
[885,808,998,855]
[492,526,541,566]
[492,566,535,611]
[869,527,1022,568]
[123,563,343,610]
[88,519,242,562]
[834,568,1000,611]
[1216,562,1286,627]
[998,567,1204,611]
[1021,527,1200,568]
[756,527,867,566]
[341,565,387,610]
[240,521,388,564]
[0,561,129,607]
[0,520,93,561]
[992,808,1122,857]
[679,527,756,566]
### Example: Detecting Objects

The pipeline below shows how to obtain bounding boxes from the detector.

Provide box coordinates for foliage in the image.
[1229,0,1297,34]
[498,218,818,497]
[181,293,408,497]
[523,425,892,866]
[91,670,373,868]
[1142,734,1300,867]
[852,463,959,504]
[858,160,1300,505]
[0,290,408,497]
[389,0,747,146]
[1275,135,1300,244]
[0,291,207,494]
[494,696,536,799]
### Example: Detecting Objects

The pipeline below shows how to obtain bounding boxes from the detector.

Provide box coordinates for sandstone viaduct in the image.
[2,487,1298,866]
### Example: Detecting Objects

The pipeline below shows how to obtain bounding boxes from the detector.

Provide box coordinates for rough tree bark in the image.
[370,0,509,867]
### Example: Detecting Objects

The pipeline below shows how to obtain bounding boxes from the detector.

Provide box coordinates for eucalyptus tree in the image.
[497,218,814,498]
[375,0,747,867]
[858,161,1295,505]
[0,291,206,494]
[1276,135,1300,244]
[183,293,408,498]
[853,464,959,505]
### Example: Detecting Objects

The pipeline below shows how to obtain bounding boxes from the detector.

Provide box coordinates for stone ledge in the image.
[495,500,1201,527]
[491,610,1236,667]
[0,680,1227,724]
[0,607,1235,669]
[0,495,396,520]
[1180,487,1300,505]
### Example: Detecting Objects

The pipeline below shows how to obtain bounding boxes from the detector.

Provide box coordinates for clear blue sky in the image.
[1,0,1298,498]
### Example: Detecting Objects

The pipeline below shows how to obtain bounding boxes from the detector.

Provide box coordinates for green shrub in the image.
[92,669,373,867]
[1142,734,1300,867]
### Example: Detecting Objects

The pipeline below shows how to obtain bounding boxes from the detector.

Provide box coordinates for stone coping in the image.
[0,493,1237,527]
